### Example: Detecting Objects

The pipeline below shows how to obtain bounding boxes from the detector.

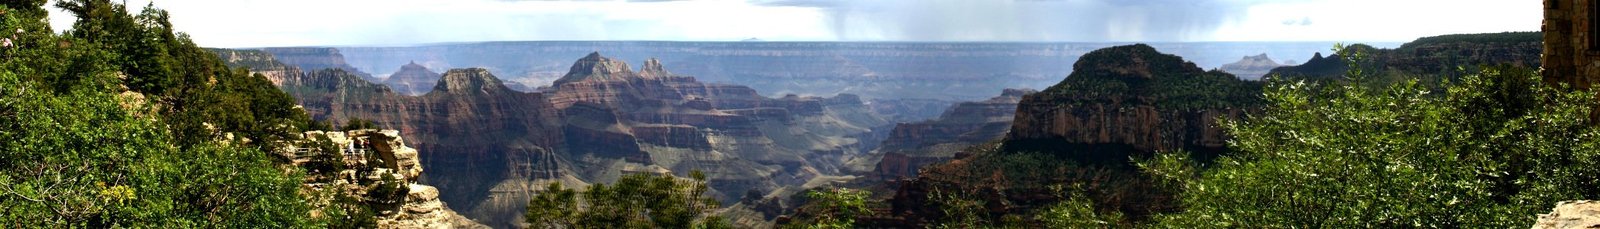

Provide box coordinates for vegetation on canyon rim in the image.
[523,171,731,229]
[2,0,1597,228]
[0,0,321,227]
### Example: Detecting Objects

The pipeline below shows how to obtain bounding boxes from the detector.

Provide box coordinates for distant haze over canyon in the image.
[265,41,1399,101]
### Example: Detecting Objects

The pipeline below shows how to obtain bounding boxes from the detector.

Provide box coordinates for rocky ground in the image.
[1533,200,1600,229]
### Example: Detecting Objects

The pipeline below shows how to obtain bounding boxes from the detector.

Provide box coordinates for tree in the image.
[0,69,315,227]
[342,117,378,131]
[302,134,345,182]
[1139,45,1600,227]
[524,171,730,229]
[795,188,871,229]
[524,182,578,228]
[1,1,321,227]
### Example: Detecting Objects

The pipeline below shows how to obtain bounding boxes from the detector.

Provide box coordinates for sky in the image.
[45,0,1542,48]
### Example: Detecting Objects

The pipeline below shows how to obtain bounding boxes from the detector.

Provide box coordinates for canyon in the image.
[218,49,904,227]
[850,88,1035,181]
[210,35,1539,228]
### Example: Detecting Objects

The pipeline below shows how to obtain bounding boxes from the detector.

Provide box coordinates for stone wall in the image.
[1545,0,1600,88]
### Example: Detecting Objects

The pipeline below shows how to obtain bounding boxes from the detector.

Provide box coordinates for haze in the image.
[47,0,1541,48]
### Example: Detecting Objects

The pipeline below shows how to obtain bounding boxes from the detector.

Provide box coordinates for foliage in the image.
[0,1,321,227]
[305,182,377,229]
[929,187,991,229]
[0,68,314,227]
[524,171,730,229]
[1036,196,1123,229]
[301,134,345,182]
[366,172,409,209]
[307,119,335,131]
[893,141,1172,228]
[342,116,379,131]
[797,188,872,229]
[1141,45,1600,227]
[1398,31,1542,51]
[1036,44,1263,110]
[524,182,579,228]
[49,0,310,151]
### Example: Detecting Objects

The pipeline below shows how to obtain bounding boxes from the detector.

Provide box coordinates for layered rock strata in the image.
[862,88,1033,180]
[384,61,443,96]
[289,129,486,229]
[220,50,894,228]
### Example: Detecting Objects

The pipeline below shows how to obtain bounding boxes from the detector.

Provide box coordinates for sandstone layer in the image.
[856,88,1033,180]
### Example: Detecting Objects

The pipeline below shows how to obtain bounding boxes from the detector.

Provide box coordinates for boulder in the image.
[1533,200,1600,229]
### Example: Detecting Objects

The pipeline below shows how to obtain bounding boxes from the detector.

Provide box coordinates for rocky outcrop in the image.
[1533,200,1600,229]
[1218,53,1284,80]
[289,129,487,229]
[210,49,298,85]
[1006,44,1261,154]
[384,61,442,96]
[262,47,378,82]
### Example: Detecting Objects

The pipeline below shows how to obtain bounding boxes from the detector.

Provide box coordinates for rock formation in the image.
[261,47,379,82]
[1006,44,1261,154]
[288,129,487,229]
[209,49,299,85]
[384,61,442,96]
[1533,200,1600,229]
[1218,53,1284,80]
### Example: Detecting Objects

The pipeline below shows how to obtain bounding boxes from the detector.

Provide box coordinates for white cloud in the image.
[1212,0,1541,41]
[50,0,833,47]
[44,0,1542,47]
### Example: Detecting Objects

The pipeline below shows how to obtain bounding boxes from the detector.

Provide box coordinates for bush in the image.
[1140,46,1600,227]
[525,171,730,229]
[0,1,319,226]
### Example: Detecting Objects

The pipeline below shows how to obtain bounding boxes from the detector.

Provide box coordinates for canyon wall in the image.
[861,88,1033,180]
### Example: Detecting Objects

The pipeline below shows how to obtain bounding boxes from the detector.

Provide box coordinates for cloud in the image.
[753,0,1293,41]
[1282,17,1312,26]
[43,0,1540,47]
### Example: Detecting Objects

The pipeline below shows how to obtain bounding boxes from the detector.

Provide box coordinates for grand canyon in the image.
[3,0,1597,228]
